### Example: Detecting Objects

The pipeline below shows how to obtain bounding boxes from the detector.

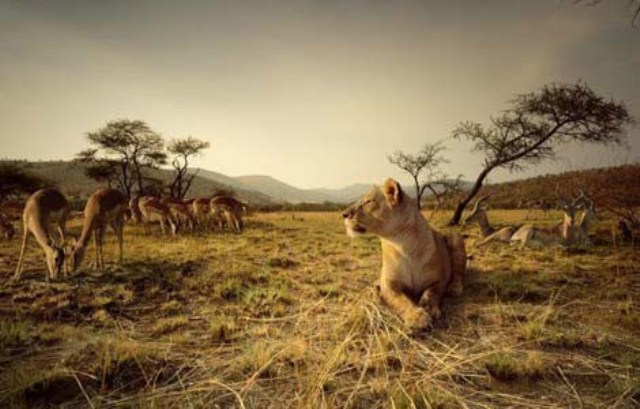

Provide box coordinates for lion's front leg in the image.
[417,285,445,321]
[380,281,430,330]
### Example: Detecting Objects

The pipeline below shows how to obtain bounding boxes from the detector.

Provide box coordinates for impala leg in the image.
[93,227,100,269]
[57,214,67,245]
[93,228,98,269]
[13,226,29,281]
[97,224,106,269]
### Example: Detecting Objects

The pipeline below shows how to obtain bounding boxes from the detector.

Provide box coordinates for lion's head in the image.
[342,178,410,238]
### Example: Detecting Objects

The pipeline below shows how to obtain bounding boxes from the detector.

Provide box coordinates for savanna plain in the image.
[0,210,638,408]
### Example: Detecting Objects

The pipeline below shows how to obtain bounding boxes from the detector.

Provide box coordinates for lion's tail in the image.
[445,232,466,296]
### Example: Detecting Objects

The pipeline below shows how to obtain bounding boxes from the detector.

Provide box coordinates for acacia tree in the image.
[388,142,460,210]
[82,159,118,189]
[423,175,464,215]
[78,120,167,196]
[448,82,632,225]
[168,136,210,198]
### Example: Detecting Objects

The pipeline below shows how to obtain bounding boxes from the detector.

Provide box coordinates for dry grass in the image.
[0,209,638,408]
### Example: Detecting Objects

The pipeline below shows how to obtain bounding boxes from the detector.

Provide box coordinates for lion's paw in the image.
[405,308,431,331]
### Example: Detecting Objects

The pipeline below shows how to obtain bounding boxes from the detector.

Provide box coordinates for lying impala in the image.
[463,195,519,247]
[510,190,596,248]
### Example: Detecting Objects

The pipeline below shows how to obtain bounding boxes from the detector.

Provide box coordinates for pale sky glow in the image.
[0,0,638,189]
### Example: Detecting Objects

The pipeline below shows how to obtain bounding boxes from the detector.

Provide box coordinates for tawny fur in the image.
[70,188,127,271]
[191,198,212,231]
[161,197,196,232]
[139,196,177,235]
[342,178,466,330]
[463,198,517,247]
[210,196,245,233]
[14,188,69,281]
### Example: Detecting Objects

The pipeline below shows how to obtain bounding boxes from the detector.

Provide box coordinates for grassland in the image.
[0,210,638,408]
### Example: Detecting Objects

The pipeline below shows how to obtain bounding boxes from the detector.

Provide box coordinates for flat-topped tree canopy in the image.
[448,82,632,226]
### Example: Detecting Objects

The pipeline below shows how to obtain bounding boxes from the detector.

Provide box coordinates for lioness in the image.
[342,178,466,330]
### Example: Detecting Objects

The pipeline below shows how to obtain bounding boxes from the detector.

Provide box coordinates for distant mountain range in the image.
[1,161,271,204]
[192,169,373,204]
[3,160,636,209]
[1,161,374,204]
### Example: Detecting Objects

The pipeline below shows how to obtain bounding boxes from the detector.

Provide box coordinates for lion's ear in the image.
[383,178,403,207]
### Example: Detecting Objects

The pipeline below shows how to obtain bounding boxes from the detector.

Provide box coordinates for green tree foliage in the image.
[78,120,167,196]
[448,82,632,225]
[168,136,210,198]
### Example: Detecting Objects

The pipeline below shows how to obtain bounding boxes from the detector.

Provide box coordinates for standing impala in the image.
[14,188,69,281]
[192,197,212,231]
[138,196,178,235]
[210,196,246,233]
[161,197,195,232]
[70,188,127,271]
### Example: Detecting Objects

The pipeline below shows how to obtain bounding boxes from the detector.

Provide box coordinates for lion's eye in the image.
[363,200,376,208]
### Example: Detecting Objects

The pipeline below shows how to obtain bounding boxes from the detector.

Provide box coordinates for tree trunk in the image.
[413,176,422,211]
[120,161,131,197]
[181,168,199,199]
[448,166,493,226]
[133,159,144,196]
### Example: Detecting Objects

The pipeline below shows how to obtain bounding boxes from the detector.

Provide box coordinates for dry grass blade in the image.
[0,211,638,408]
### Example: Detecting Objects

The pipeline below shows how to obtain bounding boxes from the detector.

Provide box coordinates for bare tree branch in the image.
[388,142,449,210]
[448,82,632,225]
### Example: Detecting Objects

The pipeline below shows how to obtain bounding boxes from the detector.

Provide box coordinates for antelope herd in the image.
[1,187,248,281]
[0,183,635,282]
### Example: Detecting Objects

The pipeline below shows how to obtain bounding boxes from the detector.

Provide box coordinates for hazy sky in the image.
[1,0,638,189]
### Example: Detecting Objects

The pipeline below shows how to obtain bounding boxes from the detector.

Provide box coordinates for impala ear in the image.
[383,178,403,207]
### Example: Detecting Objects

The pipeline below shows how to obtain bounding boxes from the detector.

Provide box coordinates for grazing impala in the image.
[210,196,246,233]
[139,196,178,235]
[14,188,69,281]
[192,197,212,231]
[161,197,196,232]
[70,188,127,271]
